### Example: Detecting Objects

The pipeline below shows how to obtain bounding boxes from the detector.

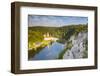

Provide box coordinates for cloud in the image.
[28,15,88,27]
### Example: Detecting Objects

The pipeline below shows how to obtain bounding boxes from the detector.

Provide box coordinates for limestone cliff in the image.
[63,32,88,59]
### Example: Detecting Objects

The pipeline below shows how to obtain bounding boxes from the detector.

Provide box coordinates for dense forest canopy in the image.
[28,24,87,49]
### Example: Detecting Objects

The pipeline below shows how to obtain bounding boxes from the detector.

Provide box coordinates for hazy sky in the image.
[28,15,88,27]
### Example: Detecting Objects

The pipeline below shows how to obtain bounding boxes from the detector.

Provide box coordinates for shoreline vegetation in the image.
[28,24,88,60]
[28,40,53,59]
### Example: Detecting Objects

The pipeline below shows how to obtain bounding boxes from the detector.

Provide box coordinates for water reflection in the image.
[29,42,65,60]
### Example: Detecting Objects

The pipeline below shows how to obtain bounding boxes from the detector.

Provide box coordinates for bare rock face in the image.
[63,32,88,59]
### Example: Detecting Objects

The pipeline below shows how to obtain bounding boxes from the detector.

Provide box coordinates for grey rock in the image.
[63,32,88,59]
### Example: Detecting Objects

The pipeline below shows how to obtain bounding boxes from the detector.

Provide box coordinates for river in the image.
[29,42,65,60]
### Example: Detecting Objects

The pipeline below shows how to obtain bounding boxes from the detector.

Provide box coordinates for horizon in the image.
[28,24,87,27]
[28,15,88,27]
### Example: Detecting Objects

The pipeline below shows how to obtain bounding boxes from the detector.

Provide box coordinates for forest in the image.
[28,24,88,60]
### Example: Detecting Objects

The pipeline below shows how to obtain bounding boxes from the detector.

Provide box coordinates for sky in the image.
[28,15,88,27]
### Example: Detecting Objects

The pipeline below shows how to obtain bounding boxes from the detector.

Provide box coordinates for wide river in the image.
[29,42,65,60]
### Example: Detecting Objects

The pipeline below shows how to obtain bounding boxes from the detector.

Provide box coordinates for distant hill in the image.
[28,24,88,49]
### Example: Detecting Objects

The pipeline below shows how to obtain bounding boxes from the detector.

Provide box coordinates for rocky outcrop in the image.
[63,32,88,59]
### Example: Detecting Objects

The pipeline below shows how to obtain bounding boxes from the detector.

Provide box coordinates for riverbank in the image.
[58,32,87,59]
[29,42,65,60]
[28,40,53,59]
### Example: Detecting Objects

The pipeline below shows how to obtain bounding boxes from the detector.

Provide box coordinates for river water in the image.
[29,42,65,60]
